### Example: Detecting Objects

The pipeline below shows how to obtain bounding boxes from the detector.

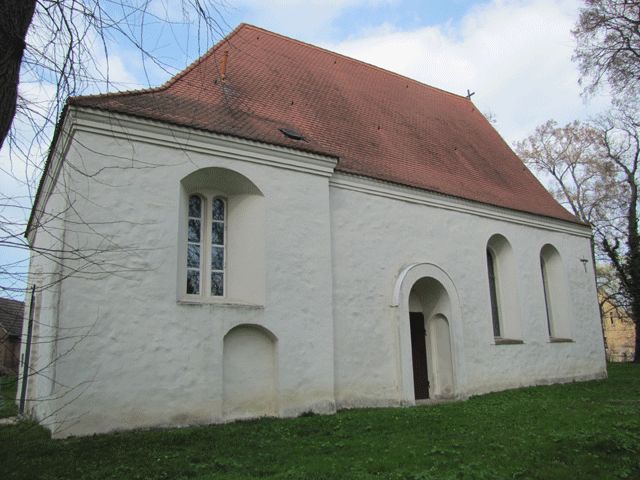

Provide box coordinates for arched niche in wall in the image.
[223,324,277,420]
[540,244,571,340]
[178,167,265,304]
[486,234,522,341]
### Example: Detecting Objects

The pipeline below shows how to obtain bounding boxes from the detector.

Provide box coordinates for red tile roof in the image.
[70,24,578,223]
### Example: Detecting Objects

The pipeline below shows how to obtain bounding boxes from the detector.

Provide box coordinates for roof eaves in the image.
[73,104,341,160]
[25,104,340,236]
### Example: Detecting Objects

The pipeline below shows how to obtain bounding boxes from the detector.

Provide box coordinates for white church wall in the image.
[24,108,607,437]
[27,111,337,437]
[329,174,606,407]
[20,173,73,426]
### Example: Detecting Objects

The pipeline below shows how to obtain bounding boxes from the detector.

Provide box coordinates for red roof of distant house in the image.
[70,24,578,223]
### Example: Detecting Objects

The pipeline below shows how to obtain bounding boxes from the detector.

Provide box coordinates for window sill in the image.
[178,297,264,309]
[549,337,573,343]
[493,338,524,345]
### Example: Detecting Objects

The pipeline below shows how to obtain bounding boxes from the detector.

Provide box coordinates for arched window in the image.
[540,244,571,340]
[540,255,553,336]
[179,167,265,305]
[486,234,522,342]
[185,195,226,297]
[486,248,501,337]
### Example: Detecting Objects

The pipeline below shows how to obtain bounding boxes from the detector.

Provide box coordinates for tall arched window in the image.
[540,244,571,340]
[486,234,522,342]
[185,195,226,297]
[486,248,501,337]
[540,255,553,336]
[179,167,265,305]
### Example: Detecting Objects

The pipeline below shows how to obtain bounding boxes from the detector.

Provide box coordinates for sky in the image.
[0,0,613,299]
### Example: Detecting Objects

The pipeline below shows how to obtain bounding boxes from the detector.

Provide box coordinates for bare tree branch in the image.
[515,101,640,361]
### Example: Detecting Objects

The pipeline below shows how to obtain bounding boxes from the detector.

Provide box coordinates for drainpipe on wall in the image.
[19,285,36,415]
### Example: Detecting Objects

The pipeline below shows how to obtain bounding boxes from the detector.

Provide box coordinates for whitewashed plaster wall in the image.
[24,108,607,437]
[26,110,337,437]
[19,155,80,425]
[329,174,607,407]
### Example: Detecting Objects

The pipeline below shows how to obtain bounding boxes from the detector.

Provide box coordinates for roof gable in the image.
[70,23,577,223]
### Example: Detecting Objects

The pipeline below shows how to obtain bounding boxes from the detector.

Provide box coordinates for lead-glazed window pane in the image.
[212,221,224,245]
[187,270,200,295]
[213,198,225,221]
[211,246,224,271]
[188,219,201,242]
[211,272,224,296]
[189,195,202,218]
[187,244,200,268]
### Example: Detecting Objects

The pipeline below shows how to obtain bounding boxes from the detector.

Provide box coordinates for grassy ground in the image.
[2,364,640,480]
[0,375,18,418]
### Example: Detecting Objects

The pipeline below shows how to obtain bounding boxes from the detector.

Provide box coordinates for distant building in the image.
[602,302,635,362]
[0,298,24,375]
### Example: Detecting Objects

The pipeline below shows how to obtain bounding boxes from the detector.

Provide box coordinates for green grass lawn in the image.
[2,364,640,480]
[0,375,18,418]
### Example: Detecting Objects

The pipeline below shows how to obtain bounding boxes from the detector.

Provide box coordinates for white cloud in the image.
[95,51,141,89]
[236,0,397,41]
[323,0,611,143]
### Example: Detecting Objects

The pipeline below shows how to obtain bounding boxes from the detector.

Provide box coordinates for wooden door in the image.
[410,312,429,399]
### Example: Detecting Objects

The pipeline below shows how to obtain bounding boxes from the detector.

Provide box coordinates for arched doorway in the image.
[407,277,455,400]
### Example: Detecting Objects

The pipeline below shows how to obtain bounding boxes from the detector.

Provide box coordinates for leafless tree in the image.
[0,0,230,420]
[1,0,230,149]
[515,101,640,361]
[1,0,231,295]
[573,0,640,99]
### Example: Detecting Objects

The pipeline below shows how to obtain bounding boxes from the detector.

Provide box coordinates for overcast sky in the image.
[0,0,613,298]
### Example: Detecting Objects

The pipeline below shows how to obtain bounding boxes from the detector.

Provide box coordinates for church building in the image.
[21,24,606,438]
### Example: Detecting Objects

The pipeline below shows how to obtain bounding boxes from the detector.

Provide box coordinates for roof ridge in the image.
[241,24,470,102]
[71,23,470,104]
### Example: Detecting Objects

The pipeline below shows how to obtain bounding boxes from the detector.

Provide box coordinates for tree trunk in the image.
[627,178,640,362]
[0,0,37,150]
